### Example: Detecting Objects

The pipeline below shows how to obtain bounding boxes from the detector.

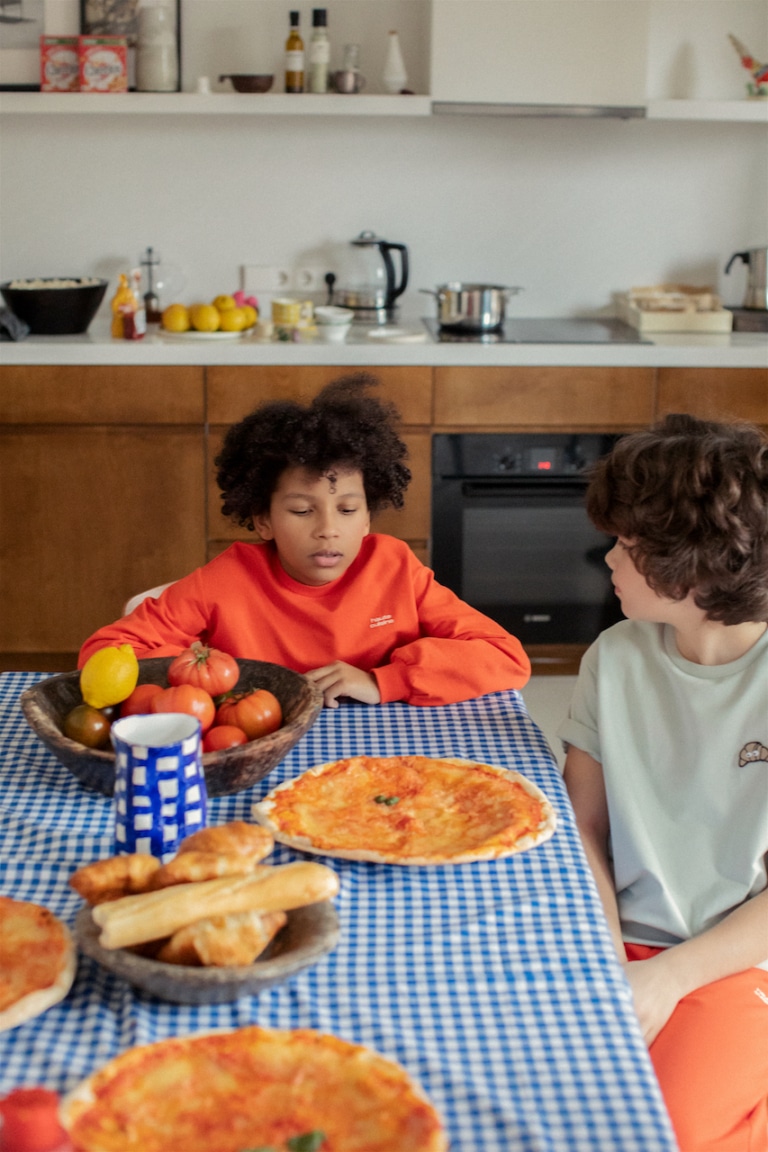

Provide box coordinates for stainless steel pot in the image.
[420,282,523,331]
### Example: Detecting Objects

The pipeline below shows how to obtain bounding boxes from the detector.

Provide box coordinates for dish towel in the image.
[0,308,29,340]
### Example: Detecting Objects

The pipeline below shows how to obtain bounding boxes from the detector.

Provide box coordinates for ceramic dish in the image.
[314,305,355,326]
[75,901,340,1004]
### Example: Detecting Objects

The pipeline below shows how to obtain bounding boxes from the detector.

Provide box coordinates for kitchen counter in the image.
[2,321,766,368]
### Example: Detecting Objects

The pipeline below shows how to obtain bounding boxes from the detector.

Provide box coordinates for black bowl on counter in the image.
[19,657,323,797]
[0,278,109,335]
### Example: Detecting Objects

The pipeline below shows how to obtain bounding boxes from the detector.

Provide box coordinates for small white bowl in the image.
[316,322,352,343]
[314,306,355,326]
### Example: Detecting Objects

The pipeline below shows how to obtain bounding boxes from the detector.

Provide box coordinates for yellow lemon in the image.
[161,303,190,333]
[80,644,139,709]
[241,304,258,328]
[218,306,248,332]
[212,294,237,312]
[190,303,221,332]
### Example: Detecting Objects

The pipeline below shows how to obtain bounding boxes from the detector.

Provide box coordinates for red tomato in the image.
[151,684,215,733]
[119,683,164,717]
[202,724,248,753]
[215,689,282,740]
[167,641,239,696]
[63,703,111,749]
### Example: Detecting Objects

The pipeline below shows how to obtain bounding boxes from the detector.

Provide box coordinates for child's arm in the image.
[563,745,625,958]
[626,888,768,1044]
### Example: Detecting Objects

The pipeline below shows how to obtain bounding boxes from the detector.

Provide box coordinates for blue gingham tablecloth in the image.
[0,671,677,1152]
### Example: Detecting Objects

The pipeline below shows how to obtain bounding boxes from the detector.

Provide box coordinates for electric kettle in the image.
[334,231,409,322]
[725,246,768,310]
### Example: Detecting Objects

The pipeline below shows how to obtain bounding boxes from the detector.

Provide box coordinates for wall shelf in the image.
[0,92,432,116]
[645,100,768,123]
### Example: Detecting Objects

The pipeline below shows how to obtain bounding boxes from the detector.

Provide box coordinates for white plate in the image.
[159,329,247,340]
[366,327,428,344]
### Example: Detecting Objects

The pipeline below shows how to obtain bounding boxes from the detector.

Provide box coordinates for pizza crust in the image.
[61,1025,449,1152]
[0,898,77,1033]
[252,756,557,865]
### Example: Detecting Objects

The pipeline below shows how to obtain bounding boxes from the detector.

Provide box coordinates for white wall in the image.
[1,112,765,319]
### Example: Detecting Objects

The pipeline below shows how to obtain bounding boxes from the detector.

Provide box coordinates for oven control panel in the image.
[433,433,621,479]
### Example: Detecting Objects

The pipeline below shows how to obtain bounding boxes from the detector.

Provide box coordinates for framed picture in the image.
[80,0,180,91]
[0,0,49,89]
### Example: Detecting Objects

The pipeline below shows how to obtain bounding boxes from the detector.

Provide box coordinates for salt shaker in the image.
[136,0,179,93]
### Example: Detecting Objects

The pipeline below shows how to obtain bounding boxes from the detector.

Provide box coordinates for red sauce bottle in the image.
[0,1088,73,1152]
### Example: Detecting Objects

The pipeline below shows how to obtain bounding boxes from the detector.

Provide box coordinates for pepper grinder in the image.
[140,246,162,323]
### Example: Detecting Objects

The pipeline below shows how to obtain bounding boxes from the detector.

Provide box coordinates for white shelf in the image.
[0,91,432,117]
[646,99,768,123]
[1,93,765,123]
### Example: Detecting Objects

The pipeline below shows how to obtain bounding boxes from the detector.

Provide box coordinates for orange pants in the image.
[626,944,768,1152]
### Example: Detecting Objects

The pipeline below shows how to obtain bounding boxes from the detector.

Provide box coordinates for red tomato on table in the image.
[151,684,215,733]
[119,683,164,717]
[167,641,239,696]
[215,689,282,740]
[202,724,248,753]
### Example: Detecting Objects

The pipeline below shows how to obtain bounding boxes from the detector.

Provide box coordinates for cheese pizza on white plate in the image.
[252,754,556,865]
[0,895,77,1032]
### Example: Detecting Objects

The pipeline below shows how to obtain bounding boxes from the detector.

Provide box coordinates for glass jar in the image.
[136,0,178,93]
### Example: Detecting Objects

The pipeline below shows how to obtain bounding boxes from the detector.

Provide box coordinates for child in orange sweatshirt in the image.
[79,374,530,707]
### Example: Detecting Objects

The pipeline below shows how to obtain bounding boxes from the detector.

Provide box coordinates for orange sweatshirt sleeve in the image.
[371,557,530,706]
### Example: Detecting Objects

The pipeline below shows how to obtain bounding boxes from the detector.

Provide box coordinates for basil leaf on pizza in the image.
[252,755,556,865]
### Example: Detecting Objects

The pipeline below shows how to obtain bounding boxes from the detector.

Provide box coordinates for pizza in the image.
[0,895,77,1032]
[252,755,556,864]
[61,1025,448,1152]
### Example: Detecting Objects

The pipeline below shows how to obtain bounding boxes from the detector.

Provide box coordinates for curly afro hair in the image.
[585,413,768,624]
[215,372,412,529]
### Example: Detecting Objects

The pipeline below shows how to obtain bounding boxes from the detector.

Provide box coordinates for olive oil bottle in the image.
[284,10,304,93]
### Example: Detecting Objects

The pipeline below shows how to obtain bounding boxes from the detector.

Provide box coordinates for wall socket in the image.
[241,264,327,295]
[241,265,291,293]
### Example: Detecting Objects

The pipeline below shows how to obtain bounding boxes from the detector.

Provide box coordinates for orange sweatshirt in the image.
[78,536,530,706]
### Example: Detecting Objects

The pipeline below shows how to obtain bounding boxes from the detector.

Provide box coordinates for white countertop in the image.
[2,321,766,368]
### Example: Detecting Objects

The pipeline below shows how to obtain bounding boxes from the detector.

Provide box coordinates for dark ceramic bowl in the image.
[0,278,109,334]
[219,73,273,93]
[20,657,322,798]
[75,900,339,1004]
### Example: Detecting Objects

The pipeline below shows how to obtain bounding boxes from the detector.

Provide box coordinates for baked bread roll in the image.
[156,909,287,967]
[177,821,273,862]
[147,852,269,890]
[69,854,161,905]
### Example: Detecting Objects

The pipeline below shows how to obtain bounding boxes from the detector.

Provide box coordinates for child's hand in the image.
[623,952,688,1045]
[305,662,381,709]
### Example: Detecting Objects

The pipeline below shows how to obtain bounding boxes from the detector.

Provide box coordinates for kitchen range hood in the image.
[432,102,646,120]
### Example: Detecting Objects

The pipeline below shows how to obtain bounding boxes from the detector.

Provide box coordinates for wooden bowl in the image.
[20,658,322,798]
[219,73,274,93]
[75,900,339,1004]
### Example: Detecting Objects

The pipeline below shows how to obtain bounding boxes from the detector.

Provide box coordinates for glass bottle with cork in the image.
[284,10,304,93]
[308,8,330,94]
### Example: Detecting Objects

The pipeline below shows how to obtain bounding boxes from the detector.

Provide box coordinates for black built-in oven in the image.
[431,433,624,647]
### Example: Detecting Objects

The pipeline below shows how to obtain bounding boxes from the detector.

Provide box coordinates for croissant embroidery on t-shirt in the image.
[738,741,768,767]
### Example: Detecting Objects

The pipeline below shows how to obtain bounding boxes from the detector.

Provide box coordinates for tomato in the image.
[215,689,282,740]
[151,684,216,733]
[119,683,164,717]
[63,703,112,749]
[202,724,248,753]
[167,641,239,696]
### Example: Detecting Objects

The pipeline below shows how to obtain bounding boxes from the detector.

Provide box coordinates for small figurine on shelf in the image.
[728,33,768,98]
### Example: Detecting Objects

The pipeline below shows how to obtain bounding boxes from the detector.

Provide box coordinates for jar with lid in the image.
[136,0,179,93]
[308,8,330,94]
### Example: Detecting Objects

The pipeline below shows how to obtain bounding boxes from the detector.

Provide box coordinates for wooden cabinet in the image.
[0,367,206,662]
[206,367,433,562]
[657,368,768,425]
[434,367,656,429]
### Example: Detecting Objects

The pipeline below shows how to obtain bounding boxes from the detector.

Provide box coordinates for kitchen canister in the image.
[110,713,207,862]
[136,0,179,93]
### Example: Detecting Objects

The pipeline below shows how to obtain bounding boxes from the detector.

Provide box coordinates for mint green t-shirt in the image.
[558,620,768,953]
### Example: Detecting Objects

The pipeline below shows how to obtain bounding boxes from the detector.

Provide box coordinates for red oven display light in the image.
[537,460,552,470]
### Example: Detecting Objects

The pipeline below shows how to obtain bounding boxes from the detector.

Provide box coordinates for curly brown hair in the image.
[585,413,768,624]
[215,373,411,528]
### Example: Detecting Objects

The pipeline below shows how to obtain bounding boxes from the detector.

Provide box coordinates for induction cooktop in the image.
[423,317,650,344]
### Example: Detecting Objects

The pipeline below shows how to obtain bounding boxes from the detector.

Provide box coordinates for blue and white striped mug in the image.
[110,713,207,862]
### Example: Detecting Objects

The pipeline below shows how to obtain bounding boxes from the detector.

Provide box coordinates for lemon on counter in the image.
[241,304,258,328]
[189,303,221,332]
[219,307,249,332]
[80,644,139,709]
[212,294,237,312]
[161,303,191,333]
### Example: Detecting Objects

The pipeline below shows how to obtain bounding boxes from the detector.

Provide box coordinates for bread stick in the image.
[93,861,339,950]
